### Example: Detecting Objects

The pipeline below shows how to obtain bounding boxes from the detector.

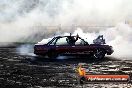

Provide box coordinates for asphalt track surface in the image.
[0,44,132,88]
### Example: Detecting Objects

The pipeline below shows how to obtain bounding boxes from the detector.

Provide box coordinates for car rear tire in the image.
[93,49,105,60]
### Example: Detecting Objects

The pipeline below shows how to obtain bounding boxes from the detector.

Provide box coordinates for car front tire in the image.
[47,51,58,59]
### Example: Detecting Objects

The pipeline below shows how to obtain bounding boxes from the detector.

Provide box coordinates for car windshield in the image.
[49,36,88,45]
[37,38,52,44]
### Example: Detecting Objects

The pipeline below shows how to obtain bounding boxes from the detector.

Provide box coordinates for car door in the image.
[54,37,74,54]
[74,38,89,54]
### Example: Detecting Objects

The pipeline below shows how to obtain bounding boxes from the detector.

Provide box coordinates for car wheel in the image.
[93,49,105,60]
[48,51,58,59]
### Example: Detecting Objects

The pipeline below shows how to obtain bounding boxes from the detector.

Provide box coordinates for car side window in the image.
[75,39,85,45]
[56,37,69,45]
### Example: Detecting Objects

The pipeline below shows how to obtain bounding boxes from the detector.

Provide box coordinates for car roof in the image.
[55,36,77,38]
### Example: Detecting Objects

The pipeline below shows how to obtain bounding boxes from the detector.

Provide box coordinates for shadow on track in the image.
[27,55,118,65]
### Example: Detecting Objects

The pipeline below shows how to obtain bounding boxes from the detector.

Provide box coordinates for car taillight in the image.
[110,46,114,52]
[110,46,113,50]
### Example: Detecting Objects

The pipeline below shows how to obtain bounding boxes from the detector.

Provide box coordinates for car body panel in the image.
[34,35,114,58]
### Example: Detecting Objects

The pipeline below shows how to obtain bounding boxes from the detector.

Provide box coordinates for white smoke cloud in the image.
[1,0,132,58]
[1,0,132,25]
[101,23,132,58]
[72,23,132,59]
[0,0,132,43]
[37,22,132,59]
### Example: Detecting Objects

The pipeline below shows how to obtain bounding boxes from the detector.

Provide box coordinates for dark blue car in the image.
[34,35,114,59]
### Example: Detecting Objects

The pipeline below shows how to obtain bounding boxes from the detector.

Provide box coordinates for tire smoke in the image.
[0,0,132,44]
[73,23,132,59]
[0,0,132,58]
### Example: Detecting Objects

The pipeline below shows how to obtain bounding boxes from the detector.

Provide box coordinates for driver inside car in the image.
[66,34,79,45]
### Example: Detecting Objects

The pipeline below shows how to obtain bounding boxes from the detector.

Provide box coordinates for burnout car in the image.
[34,35,113,59]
